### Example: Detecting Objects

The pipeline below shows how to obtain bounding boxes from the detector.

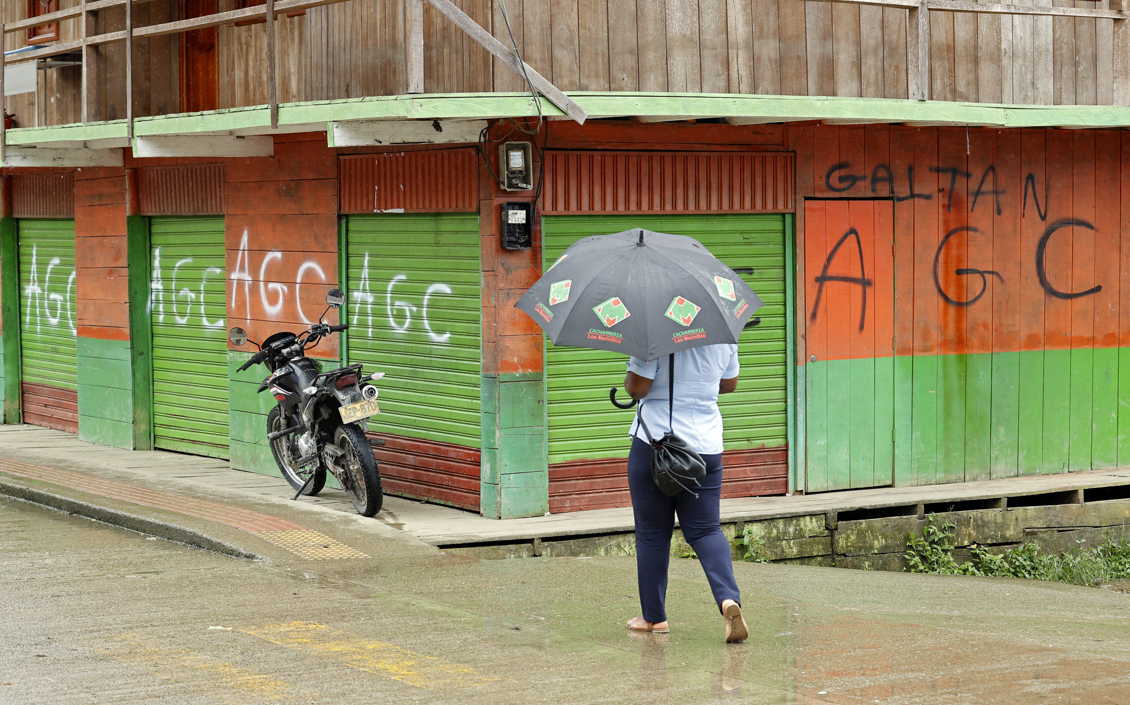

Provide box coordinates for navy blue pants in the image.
[628,436,741,624]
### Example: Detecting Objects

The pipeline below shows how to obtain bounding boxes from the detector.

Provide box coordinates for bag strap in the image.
[635,402,655,443]
[636,353,677,443]
[668,352,675,431]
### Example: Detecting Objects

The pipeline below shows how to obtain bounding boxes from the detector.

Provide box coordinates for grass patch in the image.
[905,520,1130,588]
[734,526,771,564]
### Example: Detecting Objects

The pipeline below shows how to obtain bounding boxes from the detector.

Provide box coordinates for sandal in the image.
[722,600,748,643]
[626,616,670,633]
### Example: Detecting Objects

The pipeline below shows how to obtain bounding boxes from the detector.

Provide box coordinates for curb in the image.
[0,480,265,561]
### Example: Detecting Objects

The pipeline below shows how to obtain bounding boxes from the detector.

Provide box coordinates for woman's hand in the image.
[624,371,653,400]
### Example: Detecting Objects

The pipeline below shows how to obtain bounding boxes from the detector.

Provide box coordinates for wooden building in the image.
[2,0,1130,519]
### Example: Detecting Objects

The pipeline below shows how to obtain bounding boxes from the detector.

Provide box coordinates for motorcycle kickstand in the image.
[292,470,317,501]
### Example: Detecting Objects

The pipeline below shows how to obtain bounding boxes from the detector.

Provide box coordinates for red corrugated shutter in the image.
[12,174,75,218]
[339,150,479,213]
[542,151,794,214]
[137,164,225,215]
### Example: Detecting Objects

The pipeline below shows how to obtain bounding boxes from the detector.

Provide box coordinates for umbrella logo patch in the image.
[593,297,631,327]
[549,280,571,305]
[665,297,701,326]
[714,276,737,301]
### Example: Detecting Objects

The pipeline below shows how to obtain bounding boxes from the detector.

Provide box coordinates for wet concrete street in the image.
[3,496,1130,705]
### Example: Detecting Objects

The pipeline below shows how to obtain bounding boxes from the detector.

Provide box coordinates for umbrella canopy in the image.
[515,228,764,360]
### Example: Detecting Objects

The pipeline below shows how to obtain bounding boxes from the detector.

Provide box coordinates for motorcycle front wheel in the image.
[268,407,326,496]
[333,423,383,517]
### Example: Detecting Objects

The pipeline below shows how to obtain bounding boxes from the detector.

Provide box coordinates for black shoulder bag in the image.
[635,353,708,498]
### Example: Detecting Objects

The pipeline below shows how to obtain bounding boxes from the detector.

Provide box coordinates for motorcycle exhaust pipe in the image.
[268,424,302,441]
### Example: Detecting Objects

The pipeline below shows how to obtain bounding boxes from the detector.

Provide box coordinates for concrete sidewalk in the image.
[4,423,1130,562]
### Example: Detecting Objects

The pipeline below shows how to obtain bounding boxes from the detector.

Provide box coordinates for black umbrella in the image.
[515,228,764,361]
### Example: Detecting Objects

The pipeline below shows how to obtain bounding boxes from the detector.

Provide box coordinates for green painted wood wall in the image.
[797,125,1130,491]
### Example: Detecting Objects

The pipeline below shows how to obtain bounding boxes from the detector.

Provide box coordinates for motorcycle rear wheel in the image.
[268,407,326,496]
[333,423,383,517]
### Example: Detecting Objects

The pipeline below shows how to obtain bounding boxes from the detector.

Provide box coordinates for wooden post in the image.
[267,0,278,128]
[1,23,6,166]
[406,0,424,94]
[81,0,98,123]
[907,0,930,100]
[1114,1,1130,105]
[126,0,133,141]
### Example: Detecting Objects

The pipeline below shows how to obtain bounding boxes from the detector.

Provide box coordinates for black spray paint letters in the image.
[809,228,873,333]
[812,217,1103,327]
[933,226,1004,307]
[1035,219,1103,300]
[823,162,1006,214]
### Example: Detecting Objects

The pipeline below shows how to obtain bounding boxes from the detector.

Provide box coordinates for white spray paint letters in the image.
[149,246,225,329]
[350,251,453,344]
[230,230,327,324]
[22,245,77,336]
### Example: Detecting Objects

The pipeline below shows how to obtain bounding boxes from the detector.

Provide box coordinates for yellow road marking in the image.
[111,634,293,703]
[241,621,510,690]
[254,530,369,560]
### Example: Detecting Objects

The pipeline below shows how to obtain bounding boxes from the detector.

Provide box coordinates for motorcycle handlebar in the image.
[238,350,269,372]
[329,324,349,332]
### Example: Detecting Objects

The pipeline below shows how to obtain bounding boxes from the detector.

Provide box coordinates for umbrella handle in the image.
[609,387,638,409]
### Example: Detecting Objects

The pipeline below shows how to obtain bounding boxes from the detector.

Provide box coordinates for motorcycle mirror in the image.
[227,327,249,347]
[326,289,346,308]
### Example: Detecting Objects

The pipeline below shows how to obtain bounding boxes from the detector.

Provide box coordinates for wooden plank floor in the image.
[3,424,1130,547]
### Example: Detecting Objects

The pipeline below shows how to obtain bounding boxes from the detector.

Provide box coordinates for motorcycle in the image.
[227,289,384,517]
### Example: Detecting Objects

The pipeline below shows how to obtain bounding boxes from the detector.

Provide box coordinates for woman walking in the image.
[622,344,748,643]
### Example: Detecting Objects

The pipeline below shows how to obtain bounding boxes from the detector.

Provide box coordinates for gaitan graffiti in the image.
[349,251,454,344]
[230,231,328,325]
[150,247,224,328]
[809,228,873,332]
[933,227,1004,307]
[22,245,76,336]
[813,159,1106,329]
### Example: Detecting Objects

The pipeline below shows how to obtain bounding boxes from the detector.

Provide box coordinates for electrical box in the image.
[498,141,533,191]
[501,202,533,250]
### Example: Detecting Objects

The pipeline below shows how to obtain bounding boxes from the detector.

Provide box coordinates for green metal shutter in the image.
[542,214,789,465]
[18,219,78,430]
[150,217,230,458]
[345,214,481,448]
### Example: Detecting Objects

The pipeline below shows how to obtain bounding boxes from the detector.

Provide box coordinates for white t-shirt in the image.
[627,344,740,456]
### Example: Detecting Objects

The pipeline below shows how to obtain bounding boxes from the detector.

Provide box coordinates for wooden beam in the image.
[405,0,424,94]
[1115,0,1130,106]
[3,0,125,34]
[126,0,133,141]
[424,0,588,124]
[2,148,124,167]
[806,0,1129,19]
[81,0,96,123]
[907,0,930,100]
[329,119,487,146]
[3,40,88,65]
[727,116,820,125]
[267,0,277,129]
[132,135,274,158]
[1,23,5,166]
[930,0,1126,19]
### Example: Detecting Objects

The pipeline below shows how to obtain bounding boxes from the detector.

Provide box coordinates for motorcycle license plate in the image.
[339,399,380,423]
